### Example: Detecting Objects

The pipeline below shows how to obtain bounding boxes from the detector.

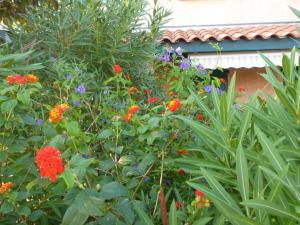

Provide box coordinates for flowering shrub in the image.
[1,37,299,224]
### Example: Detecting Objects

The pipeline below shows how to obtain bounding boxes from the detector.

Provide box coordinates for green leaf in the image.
[274,87,297,116]
[61,208,88,225]
[169,200,177,225]
[174,115,234,157]
[18,206,31,216]
[242,200,300,221]
[66,121,81,137]
[132,201,154,225]
[213,199,263,225]
[254,126,285,173]
[70,155,94,169]
[97,129,113,139]
[236,144,249,215]
[148,117,160,129]
[188,168,241,214]
[0,151,8,162]
[227,72,236,112]
[29,210,44,221]
[0,201,14,214]
[1,99,17,113]
[192,217,213,225]
[61,169,74,189]
[61,189,104,225]
[99,182,128,200]
[49,135,65,148]
[17,91,31,105]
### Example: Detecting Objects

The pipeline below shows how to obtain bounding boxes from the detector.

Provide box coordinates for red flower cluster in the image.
[125,105,140,123]
[147,97,158,104]
[178,169,185,175]
[0,182,13,194]
[49,103,69,123]
[168,99,181,113]
[6,74,38,85]
[35,146,64,182]
[195,189,205,197]
[114,64,122,74]
[176,201,184,209]
[197,113,203,121]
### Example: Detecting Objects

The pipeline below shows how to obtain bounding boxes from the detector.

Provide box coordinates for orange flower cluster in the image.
[35,146,64,182]
[125,105,140,123]
[178,149,188,156]
[167,99,181,113]
[128,87,139,94]
[6,74,38,85]
[0,182,13,194]
[49,103,69,123]
[195,189,210,208]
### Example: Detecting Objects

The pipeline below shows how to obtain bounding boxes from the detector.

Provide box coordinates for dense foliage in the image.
[0,0,58,24]
[9,0,170,83]
[1,1,300,224]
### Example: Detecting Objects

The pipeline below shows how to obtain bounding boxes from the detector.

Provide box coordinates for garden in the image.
[0,0,300,224]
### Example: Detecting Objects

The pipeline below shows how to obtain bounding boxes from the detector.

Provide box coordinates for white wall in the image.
[153,0,300,28]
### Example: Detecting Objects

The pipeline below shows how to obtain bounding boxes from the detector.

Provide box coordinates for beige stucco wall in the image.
[153,0,300,27]
[228,68,275,102]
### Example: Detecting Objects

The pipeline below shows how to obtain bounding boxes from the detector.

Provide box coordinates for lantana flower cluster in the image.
[194,189,210,208]
[125,105,140,123]
[49,103,69,123]
[35,146,64,182]
[0,182,13,194]
[6,74,38,85]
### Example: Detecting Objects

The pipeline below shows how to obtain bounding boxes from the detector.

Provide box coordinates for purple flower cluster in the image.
[74,100,81,107]
[36,119,43,126]
[175,47,183,56]
[66,74,72,80]
[195,64,206,75]
[204,85,221,94]
[180,58,190,70]
[76,85,86,94]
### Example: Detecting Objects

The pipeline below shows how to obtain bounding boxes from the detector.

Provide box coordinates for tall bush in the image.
[9,0,170,82]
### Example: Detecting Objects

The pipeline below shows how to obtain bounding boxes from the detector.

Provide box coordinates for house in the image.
[158,0,300,99]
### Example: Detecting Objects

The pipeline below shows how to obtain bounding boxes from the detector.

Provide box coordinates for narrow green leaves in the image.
[169,201,177,225]
[236,145,249,215]
[254,126,285,173]
[242,200,300,221]
[132,201,154,225]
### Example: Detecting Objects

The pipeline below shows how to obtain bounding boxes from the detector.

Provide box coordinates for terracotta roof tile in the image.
[162,24,300,43]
